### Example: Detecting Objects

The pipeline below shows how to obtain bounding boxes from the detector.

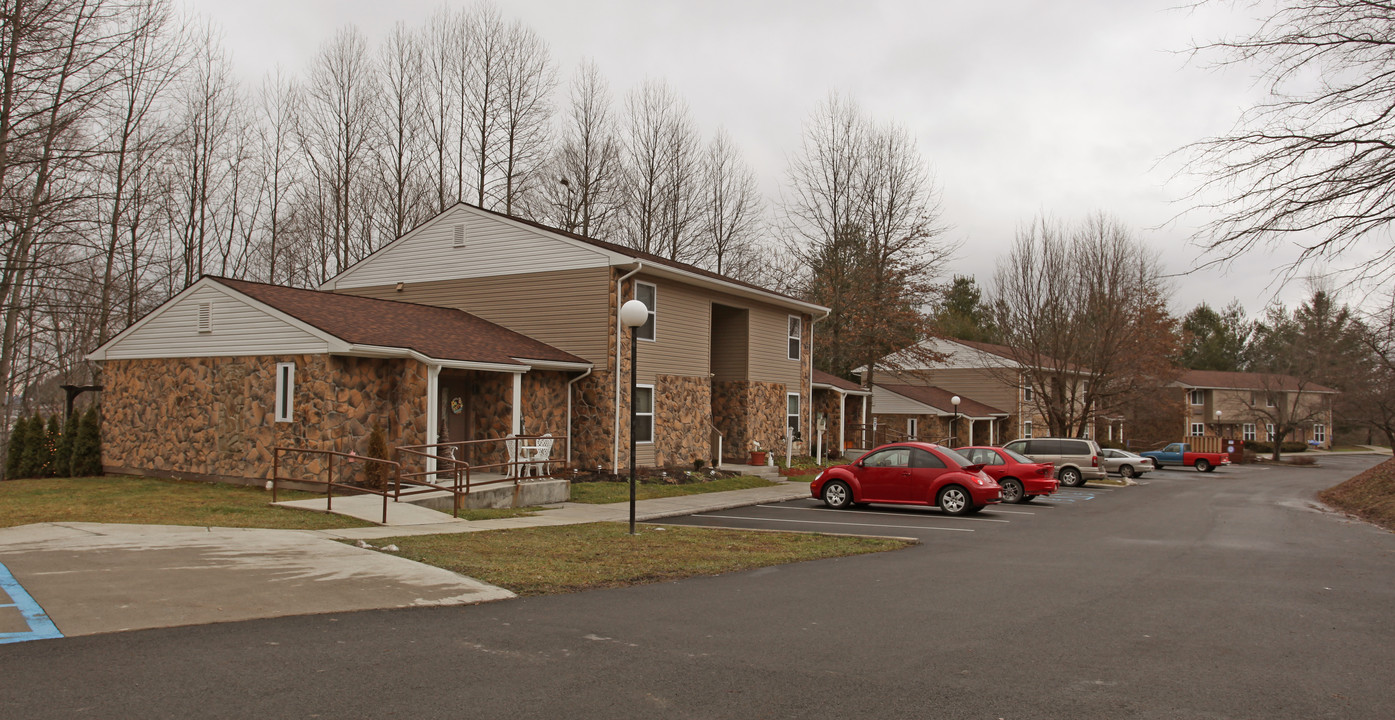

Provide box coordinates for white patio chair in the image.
[530,433,554,477]
[504,433,518,478]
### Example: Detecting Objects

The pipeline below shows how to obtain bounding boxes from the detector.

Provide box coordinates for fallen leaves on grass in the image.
[1319,458,1395,531]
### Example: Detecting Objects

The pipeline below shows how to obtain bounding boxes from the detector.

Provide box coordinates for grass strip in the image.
[568,475,780,504]
[0,475,372,530]
[374,522,912,596]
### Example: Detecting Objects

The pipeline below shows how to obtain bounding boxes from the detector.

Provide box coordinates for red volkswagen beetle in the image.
[810,442,1001,515]
[958,445,1058,504]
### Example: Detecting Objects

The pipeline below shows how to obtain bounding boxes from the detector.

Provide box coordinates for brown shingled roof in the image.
[1177,369,1336,394]
[813,369,866,393]
[215,277,587,367]
[877,384,1008,417]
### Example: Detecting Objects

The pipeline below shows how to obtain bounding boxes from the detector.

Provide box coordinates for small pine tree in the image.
[69,406,103,477]
[40,415,60,477]
[18,415,47,479]
[363,423,389,490]
[5,414,32,479]
[52,412,78,479]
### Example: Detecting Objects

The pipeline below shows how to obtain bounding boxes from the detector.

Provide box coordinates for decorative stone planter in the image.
[749,451,767,466]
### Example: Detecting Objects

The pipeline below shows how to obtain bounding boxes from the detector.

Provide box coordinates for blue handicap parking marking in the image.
[1045,491,1097,504]
[0,561,63,644]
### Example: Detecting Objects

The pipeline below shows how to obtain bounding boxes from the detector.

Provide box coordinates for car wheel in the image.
[1000,478,1025,504]
[938,485,973,515]
[1194,459,1211,473]
[821,481,853,509]
[1059,467,1083,487]
[1119,464,1135,479]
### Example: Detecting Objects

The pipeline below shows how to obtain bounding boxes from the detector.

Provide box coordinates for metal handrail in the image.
[271,447,401,525]
[705,421,723,468]
[395,435,572,517]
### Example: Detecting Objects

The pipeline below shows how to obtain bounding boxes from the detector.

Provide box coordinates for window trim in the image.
[1313,423,1326,443]
[1266,423,1276,441]
[907,417,918,440]
[1189,389,1204,406]
[1022,382,1033,403]
[1190,422,1205,437]
[633,384,655,444]
[634,281,657,342]
[787,315,802,361]
[786,392,801,438]
[1243,423,1256,441]
[275,362,295,423]
[1022,420,1033,438]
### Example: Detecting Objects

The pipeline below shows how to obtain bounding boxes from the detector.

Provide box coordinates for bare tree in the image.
[1185,0,1395,286]
[620,78,702,261]
[256,67,298,284]
[462,3,504,208]
[298,26,379,277]
[698,127,763,278]
[526,59,622,239]
[783,93,952,383]
[1355,292,1395,448]
[991,213,1173,437]
[420,5,459,213]
[375,22,429,241]
[491,18,554,214]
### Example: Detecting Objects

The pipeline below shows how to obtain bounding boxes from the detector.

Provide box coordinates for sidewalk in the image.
[309,480,814,541]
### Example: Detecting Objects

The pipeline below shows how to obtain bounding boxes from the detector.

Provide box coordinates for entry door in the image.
[440,376,473,463]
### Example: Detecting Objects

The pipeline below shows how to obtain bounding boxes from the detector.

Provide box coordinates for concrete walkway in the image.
[0,480,814,640]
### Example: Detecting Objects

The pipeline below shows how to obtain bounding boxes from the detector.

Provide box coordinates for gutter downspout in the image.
[612,262,644,472]
[567,367,593,467]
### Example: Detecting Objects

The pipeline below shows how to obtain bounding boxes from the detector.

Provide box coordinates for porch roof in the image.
[813,369,870,395]
[874,383,1008,419]
[217,277,588,369]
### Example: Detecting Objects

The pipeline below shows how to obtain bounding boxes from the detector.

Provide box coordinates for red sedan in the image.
[810,442,1001,515]
[959,445,1058,504]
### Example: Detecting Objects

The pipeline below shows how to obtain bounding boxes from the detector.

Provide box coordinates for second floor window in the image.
[1189,389,1204,405]
[1023,383,1033,402]
[787,316,801,360]
[635,282,656,341]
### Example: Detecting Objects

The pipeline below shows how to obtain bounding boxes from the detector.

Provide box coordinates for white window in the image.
[1266,423,1276,441]
[1189,389,1204,405]
[1023,383,1033,402]
[907,417,918,440]
[1266,394,1275,408]
[787,315,802,361]
[787,393,801,438]
[1022,420,1033,438]
[1243,423,1256,441]
[1313,424,1326,443]
[1190,422,1205,436]
[197,302,213,333]
[633,385,654,443]
[1083,423,1092,439]
[275,362,295,422]
[634,282,656,341]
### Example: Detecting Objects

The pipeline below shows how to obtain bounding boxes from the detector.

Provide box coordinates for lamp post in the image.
[951,395,961,446]
[1215,410,1222,438]
[619,298,649,535]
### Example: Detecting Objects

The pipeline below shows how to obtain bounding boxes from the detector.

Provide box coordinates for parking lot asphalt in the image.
[3,456,1393,719]
[663,484,1114,537]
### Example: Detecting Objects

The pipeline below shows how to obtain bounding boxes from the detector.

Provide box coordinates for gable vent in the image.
[197,302,212,333]
[452,224,465,248]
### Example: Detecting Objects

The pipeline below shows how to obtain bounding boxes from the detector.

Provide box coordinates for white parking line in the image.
[984,508,1035,515]
[756,504,1010,523]
[701,514,975,532]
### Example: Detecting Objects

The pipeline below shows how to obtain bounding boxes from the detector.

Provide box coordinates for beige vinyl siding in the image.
[747,306,803,385]
[709,305,748,382]
[633,275,709,382]
[329,205,611,290]
[339,268,612,365]
[870,386,939,415]
[104,285,329,359]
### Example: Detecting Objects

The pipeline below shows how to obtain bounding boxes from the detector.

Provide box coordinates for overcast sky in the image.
[187,0,1350,317]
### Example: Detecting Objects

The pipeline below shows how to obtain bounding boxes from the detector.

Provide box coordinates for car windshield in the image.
[1001,447,1035,464]
[937,447,975,467]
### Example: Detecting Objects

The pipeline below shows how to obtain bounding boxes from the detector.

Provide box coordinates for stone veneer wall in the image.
[102,355,428,485]
[711,380,749,463]
[747,381,788,458]
[570,371,615,471]
[652,374,711,468]
[712,379,792,462]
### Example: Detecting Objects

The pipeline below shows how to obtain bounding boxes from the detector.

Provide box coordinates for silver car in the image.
[1098,448,1154,479]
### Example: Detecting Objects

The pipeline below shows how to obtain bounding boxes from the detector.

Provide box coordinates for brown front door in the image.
[439,373,474,464]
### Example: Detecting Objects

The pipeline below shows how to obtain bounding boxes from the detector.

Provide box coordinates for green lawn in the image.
[0,475,372,530]
[568,475,780,504]
[375,522,913,596]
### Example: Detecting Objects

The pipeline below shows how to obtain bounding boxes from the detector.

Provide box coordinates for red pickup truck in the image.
[1140,443,1232,472]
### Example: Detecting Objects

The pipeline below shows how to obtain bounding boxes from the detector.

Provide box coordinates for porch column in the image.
[969,419,975,446]
[838,392,846,453]
[512,372,522,435]
[426,364,441,474]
